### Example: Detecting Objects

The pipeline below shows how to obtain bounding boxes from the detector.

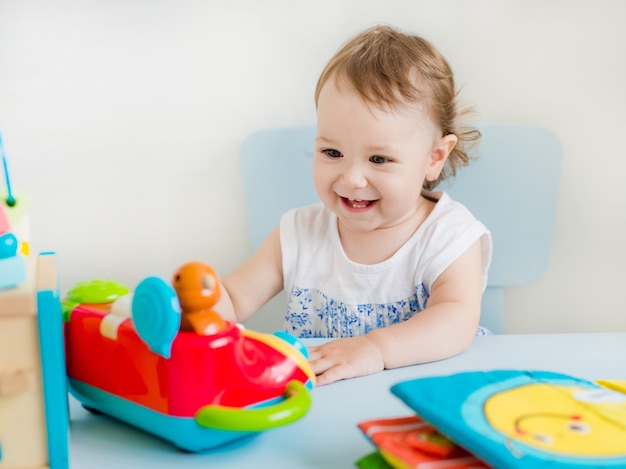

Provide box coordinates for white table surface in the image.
[68,332,626,468]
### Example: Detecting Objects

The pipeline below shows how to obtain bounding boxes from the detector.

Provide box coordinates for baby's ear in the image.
[425,134,457,182]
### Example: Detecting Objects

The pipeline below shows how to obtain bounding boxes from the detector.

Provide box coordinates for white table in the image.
[69,333,626,468]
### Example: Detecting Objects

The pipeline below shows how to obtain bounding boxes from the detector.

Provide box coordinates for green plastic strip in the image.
[195,380,311,432]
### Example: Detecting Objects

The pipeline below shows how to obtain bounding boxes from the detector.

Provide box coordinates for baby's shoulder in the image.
[281,202,333,237]
[425,191,477,224]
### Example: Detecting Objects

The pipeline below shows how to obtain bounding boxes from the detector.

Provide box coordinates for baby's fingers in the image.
[308,351,334,377]
[314,362,355,386]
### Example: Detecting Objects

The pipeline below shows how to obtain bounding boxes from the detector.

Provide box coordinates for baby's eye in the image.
[370,155,389,164]
[323,149,342,158]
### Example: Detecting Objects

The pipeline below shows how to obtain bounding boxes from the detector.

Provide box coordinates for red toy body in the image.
[63,264,314,452]
[66,304,311,416]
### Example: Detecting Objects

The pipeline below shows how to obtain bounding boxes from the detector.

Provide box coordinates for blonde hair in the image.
[315,25,480,189]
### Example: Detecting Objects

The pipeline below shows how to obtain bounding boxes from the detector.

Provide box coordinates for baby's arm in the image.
[213,227,284,324]
[308,239,484,385]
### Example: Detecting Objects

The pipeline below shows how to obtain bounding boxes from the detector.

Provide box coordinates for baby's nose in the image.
[340,165,367,189]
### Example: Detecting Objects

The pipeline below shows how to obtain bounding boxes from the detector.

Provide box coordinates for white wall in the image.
[1,0,624,333]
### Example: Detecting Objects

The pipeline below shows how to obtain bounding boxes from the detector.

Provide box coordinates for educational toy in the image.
[0,130,69,469]
[63,262,315,452]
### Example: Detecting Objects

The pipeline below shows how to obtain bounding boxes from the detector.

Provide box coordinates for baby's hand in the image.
[308,335,385,386]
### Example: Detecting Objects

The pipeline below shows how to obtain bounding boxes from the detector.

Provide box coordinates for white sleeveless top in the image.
[280,192,492,338]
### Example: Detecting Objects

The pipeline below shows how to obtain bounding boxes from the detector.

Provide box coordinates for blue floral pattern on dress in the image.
[284,284,491,338]
[285,284,429,338]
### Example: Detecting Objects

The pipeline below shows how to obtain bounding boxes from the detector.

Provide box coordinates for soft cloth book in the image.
[356,415,489,468]
[389,370,626,468]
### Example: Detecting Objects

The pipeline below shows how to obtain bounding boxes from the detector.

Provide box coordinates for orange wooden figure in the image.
[173,262,227,335]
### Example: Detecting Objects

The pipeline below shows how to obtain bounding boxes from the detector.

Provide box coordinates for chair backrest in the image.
[239,123,562,333]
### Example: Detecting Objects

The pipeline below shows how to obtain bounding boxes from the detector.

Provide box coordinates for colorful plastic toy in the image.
[63,261,315,452]
[0,130,69,469]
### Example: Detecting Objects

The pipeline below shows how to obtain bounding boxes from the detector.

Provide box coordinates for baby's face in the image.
[313,79,449,236]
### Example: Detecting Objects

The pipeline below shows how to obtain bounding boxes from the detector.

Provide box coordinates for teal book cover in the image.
[391,370,626,468]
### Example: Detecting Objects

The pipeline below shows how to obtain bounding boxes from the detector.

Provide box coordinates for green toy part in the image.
[195,380,311,432]
[0,188,31,224]
[65,279,129,304]
[62,279,129,322]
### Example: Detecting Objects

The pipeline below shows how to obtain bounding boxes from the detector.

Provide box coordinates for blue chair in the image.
[239,123,562,333]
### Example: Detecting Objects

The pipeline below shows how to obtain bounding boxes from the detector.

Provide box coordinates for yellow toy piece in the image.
[596,379,626,394]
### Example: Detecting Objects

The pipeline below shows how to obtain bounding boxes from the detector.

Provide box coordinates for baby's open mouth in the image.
[342,197,375,209]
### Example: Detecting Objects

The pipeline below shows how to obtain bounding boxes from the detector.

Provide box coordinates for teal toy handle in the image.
[195,380,311,432]
[0,130,16,206]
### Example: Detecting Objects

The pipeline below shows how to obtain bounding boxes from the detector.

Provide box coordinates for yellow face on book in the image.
[484,383,626,456]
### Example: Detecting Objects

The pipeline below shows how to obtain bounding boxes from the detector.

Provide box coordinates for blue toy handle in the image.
[194,380,312,432]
